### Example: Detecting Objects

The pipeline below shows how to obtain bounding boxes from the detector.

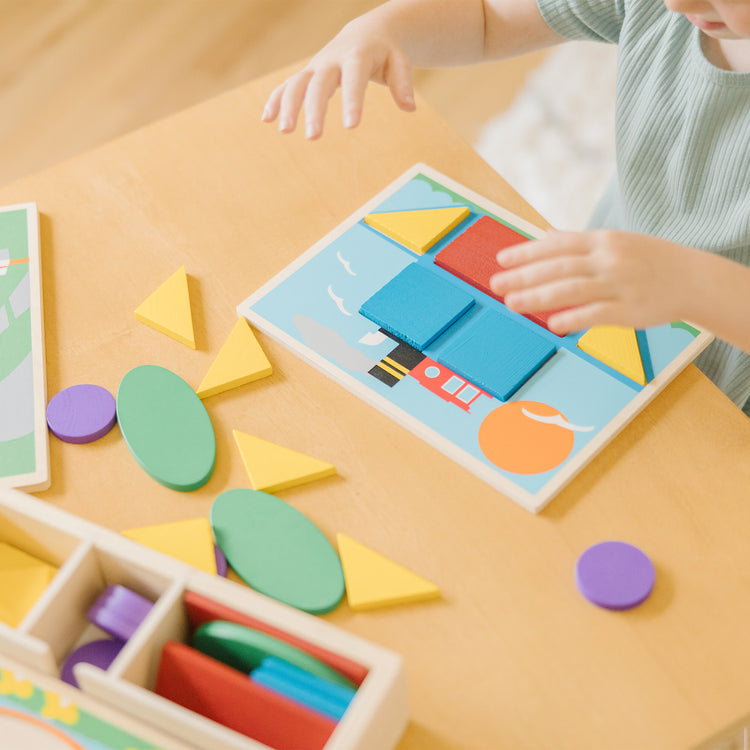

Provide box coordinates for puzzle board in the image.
[0,203,49,492]
[237,165,713,513]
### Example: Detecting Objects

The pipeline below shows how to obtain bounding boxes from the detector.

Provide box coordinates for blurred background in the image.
[0,0,616,228]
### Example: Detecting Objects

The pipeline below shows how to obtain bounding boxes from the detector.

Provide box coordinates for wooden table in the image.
[5,63,750,750]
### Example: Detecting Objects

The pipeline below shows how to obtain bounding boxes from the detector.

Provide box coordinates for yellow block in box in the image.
[123,518,217,575]
[0,542,58,627]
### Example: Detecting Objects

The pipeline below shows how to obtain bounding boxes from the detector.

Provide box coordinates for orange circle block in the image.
[478,401,576,475]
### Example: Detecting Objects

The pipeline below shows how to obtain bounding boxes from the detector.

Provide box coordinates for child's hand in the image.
[261,16,416,140]
[489,230,696,335]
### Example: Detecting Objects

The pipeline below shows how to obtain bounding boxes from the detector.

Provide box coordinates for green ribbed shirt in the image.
[537,0,750,413]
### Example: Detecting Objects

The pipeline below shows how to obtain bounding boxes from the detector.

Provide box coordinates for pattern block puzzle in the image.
[364,206,470,255]
[437,310,557,401]
[434,214,557,331]
[359,263,474,349]
[238,164,713,513]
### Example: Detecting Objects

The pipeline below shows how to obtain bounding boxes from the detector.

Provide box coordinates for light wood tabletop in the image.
[4,63,750,750]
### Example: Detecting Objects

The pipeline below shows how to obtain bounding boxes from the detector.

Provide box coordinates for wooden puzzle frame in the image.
[0,202,49,492]
[238,164,713,513]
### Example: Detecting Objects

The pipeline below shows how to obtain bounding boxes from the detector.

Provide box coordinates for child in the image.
[262,0,750,415]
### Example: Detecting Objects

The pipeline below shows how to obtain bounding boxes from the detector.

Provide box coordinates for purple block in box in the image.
[87,584,154,640]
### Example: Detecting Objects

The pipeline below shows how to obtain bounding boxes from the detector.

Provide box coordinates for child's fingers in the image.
[496,231,589,268]
[277,70,314,133]
[304,66,343,140]
[504,276,613,316]
[386,50,416,111]
[340,55,376,129]
[262,84,285,123]
[490,255,593,296]
[546,302,620,335]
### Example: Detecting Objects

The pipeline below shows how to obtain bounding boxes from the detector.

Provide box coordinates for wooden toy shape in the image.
[233,429,335,493]
[0,542,57,627]
[155,642,336,750]
[437,309,556,402]
[577,326,647,385]
[197,317,272,399]
[359,263,474,350]
[336,533,441,611]
[0,202,49,492]
[183,590,368,686]
[87,584,154,641]
[211,489,345,615]
[434,214,558,332]
[192,620,355,688]
[116,365,216,491]
[46,384,117,444]
[575,540,655,610]
[60,638,124,689]
[363,206,470,255]
[252,656,356,721]
[134,266,196,348]
[122,518,217,575]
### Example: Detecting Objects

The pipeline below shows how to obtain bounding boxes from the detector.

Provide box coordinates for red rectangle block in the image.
[434,215,556,332]
[156,642,337,750]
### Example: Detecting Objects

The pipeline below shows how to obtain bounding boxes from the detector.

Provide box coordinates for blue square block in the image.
[436,310,556,401]
[359,263,474,350]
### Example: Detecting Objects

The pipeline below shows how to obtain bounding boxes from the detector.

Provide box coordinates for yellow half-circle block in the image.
[123,518,217,575]
[336,533,441,611]
[233,430,336,493]
[135,266,196,348]
[364,206,471,255]
[197,318,272,399]
[577,325,646,385]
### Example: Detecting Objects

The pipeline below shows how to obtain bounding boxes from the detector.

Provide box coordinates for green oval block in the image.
[116,365,215,491]
[192,620,355,688]
[211,488,344,615]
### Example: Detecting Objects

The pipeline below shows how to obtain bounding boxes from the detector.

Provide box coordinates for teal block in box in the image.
[437,310,556,401]
[359,263,474,350]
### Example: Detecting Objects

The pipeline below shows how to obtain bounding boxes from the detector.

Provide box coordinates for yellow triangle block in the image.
[364,206,470,255]
[577,325,646,385]
[197,318,272,399]
[123,518,217,575]
[336,533,440,611]
[0,543,58,628]
[233,430,336,493]
[135,266,196,348]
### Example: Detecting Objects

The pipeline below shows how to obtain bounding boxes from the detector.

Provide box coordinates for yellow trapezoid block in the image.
[233,430,336,493]
[577,325,646,385]
[364,206,471,255]
[197,318,272,399]
[135,266,196,348]
[336,533,441,611]
[123,518,217,575]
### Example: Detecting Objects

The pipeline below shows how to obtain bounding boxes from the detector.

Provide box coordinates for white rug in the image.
[474,42,618,230]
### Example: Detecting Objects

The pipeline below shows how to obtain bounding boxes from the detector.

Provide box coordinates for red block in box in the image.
[156,642,336,750]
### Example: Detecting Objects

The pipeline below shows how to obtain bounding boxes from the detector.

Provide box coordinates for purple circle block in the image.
[87,584,154,640]
[575,541,655,611]
[47,384,117,444]
[60,638,124,688]
[214,544,228,577]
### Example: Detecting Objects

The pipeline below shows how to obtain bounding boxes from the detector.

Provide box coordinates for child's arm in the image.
[489,230,750,355]
[261,0,563,139]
